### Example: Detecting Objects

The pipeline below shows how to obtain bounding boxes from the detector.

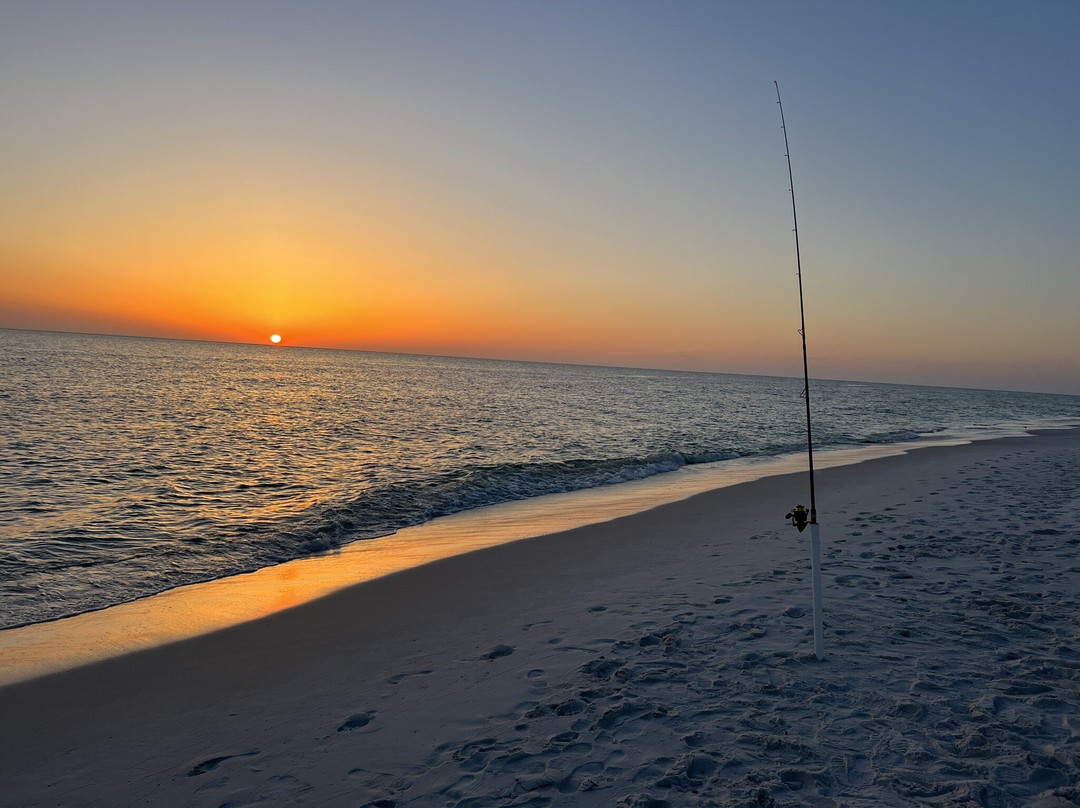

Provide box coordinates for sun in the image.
[270,334,282,344]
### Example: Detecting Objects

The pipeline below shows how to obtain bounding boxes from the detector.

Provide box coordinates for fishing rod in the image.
[775,80,825,660]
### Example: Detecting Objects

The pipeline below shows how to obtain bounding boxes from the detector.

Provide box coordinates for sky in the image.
[1,1,1078,395]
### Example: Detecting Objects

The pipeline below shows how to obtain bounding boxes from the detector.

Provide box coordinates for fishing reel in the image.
[785,504,809,532]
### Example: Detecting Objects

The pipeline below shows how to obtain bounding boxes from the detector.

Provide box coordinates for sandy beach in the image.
[1,429,1078,807]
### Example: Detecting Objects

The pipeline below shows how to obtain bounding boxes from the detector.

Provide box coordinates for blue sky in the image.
[2,1,1078,393]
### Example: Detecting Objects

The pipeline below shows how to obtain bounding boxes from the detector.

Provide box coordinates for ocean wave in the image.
[858,430,924,445]
[274,450,744,557]
[5,331,1078,631]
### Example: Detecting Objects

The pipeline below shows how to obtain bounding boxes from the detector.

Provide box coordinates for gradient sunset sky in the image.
[2,1,1078,394]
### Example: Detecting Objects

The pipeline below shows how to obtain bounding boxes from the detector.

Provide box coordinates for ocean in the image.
[2,328,1078,631]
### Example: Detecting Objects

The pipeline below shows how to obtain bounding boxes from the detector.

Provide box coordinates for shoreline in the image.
[0,432,1010,687]
[1,428,1078,805]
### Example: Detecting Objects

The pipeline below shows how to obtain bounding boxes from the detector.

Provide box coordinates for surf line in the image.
[775,81,825,661]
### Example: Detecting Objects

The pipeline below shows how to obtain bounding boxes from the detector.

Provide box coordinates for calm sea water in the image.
[2,329,1078,629]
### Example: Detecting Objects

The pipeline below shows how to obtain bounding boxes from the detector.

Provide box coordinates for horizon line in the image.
[2,325,1077,399]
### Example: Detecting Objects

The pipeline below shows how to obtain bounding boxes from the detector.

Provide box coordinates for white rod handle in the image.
[810,522,825,660]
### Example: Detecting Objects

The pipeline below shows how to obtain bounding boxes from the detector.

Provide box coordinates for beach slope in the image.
[2,430,1078,807]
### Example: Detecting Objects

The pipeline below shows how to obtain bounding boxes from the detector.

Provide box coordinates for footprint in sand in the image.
[386,669,433,684]
[337,711,376,731]
[186,750,259,776]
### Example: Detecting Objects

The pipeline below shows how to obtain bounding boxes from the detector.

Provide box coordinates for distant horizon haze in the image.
[3,325,1076,399]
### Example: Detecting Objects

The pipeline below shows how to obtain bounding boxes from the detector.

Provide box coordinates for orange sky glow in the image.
[2,3,1078,394]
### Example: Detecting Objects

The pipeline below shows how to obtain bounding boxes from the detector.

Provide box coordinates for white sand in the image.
[1,430,1078,807]
[0,441,949,687]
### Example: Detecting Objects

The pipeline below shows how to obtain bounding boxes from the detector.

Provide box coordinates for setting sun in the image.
[270,334,282,344]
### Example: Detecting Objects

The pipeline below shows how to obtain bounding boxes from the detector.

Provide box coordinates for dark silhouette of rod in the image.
[775,80,825,660]
[774,80,816,524]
